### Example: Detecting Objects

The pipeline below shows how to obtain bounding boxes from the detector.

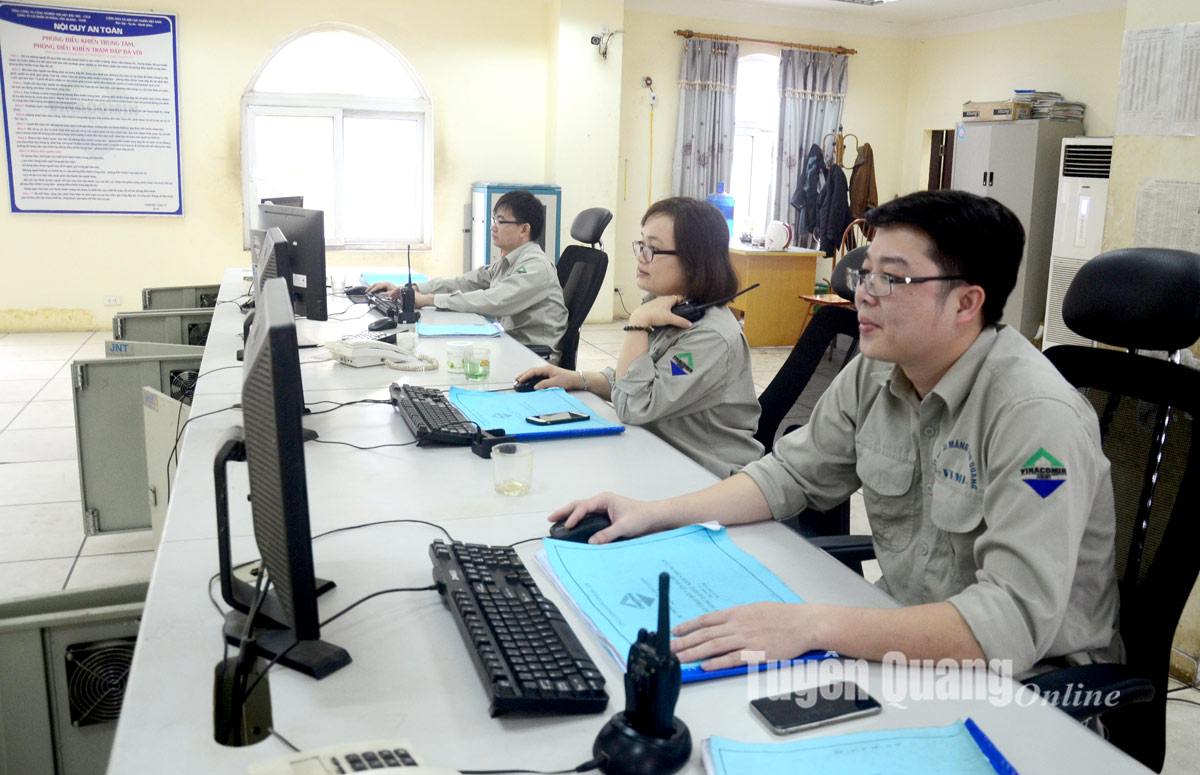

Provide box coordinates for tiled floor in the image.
[0,330,155,601]
[1,323,1195,771]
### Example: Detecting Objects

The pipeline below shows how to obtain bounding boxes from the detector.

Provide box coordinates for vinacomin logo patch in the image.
[1020,447,1067,498]
[670,353,694,376]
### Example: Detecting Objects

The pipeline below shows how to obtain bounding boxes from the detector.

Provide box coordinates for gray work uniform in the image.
[417,241,568,363]
[603,305,763,478]
[741,325,1121,674]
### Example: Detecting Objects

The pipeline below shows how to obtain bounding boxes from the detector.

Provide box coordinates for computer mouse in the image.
[368,317,397,331]
[514,375,548,392]
[549,513,617,543]
[345,285,368,295]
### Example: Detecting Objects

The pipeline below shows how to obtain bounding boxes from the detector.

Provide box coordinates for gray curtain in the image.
[671,38,739,200]
[772,49,848,243]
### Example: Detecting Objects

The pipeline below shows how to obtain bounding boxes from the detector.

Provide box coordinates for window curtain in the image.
[671,38,739,201]
[772,49,848,246]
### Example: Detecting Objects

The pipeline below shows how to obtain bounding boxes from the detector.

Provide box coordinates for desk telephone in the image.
[325,331,438,371]
[248,739,459,774]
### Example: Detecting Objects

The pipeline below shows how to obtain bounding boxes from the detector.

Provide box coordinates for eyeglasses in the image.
[632,241,679,264]
[491,217,522,227]
[848,269,970,297]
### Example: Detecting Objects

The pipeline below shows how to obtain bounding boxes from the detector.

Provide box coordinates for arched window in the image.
[241,25,433,250]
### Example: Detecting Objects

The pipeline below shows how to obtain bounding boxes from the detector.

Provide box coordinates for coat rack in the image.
[822,128,860,167]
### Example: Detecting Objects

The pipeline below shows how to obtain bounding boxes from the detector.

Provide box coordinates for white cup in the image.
[492,443,533,495]
[466,346,492,381]
[446,340,472,374]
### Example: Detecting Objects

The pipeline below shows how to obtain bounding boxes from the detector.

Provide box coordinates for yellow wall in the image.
[900,8,1126,194]
[0,0,1138,330]
[0,0,555,330]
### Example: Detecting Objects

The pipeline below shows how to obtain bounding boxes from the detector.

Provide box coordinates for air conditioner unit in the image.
[1043,137,1112,351]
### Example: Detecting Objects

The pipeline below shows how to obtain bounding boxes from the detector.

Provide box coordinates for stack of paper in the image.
[1013,90,1086,121]
[537,524,835,682]
[702,718,1018,775]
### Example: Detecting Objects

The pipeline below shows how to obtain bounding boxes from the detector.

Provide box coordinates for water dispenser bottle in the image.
[706,182,735,237]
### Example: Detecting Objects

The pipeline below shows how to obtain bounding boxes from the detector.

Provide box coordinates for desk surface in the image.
[107,270,1150,774]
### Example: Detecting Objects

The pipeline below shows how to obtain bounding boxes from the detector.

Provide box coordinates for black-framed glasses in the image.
[632,241,678,264]
[848,269,969,297]
[491,216,522,227]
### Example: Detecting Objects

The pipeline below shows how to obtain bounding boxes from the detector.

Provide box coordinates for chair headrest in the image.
[570,208,613,246]
[1063,248,1200,351]
[831,246,868,301]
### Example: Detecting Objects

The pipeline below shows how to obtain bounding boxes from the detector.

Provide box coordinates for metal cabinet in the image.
[141,284,221,310]
[951,119,1082,338]
[111,308,214,347]
[469,183,562,271]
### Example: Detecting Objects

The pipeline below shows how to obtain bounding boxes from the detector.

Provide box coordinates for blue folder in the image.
[447,387,624,441]
[360,271,428,286]
[705,718,1018,775]
[539,524,834,683]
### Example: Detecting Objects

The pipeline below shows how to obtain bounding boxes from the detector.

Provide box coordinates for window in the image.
[729,54,780,238]
[241,25,433,250]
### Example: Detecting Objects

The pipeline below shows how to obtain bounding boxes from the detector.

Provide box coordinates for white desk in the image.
[107,271,1151,774]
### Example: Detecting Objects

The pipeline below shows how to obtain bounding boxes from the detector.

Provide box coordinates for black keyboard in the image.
[430,540,609,716]
[390,383,478,445]
[367,292,401,318]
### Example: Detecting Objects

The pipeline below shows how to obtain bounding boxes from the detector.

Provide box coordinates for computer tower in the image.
[111,308,214,347]
[0,582,145,775]
[105,340,204,358]
[141,284,221,310]
[72,354,203,534]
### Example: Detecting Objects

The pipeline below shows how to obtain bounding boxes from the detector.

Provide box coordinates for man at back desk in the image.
[550,190,1122,676]
[369,189,568,362]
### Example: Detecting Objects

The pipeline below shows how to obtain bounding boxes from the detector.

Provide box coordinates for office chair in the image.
[1018,247,1200,772]
[528,207,612,369]
[757,246,865,538]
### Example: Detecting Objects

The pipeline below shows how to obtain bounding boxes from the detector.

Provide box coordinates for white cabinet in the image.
[951,119,1081,338]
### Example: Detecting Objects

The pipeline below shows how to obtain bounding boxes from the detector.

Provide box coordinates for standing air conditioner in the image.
[1042,137,1112,351]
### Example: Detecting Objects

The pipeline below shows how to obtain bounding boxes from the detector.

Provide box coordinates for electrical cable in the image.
[311,438,417,451]
[508,536,544,548]
[459,757,605,775]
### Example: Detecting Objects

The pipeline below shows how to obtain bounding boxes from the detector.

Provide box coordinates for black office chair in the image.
[552,207,612,370]
[1016,247,1200,772]
[757,246,866,537]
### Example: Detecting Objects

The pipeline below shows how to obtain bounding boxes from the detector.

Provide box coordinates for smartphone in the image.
[526,410,589,426]
[749,682,881,735]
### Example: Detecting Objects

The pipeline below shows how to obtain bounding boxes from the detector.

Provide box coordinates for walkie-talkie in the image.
[593,572,691,775]
[670,283,760,323]
[397,245,420,325]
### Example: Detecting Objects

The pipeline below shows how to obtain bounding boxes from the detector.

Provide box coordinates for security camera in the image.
[590,34,601,45]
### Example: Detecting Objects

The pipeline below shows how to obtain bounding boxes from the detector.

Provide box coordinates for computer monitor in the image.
[214,277,349,679]
[260,195,304,207]
[253,226,292,299]
[258,204,327,321]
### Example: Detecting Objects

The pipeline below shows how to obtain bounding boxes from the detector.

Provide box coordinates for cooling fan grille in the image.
[65,637,135,727]
[187,321,211,346]
[170,369,199,405]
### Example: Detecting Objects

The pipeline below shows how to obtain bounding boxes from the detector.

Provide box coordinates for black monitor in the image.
[254,226,292,299]
[258,204,327,321]
[261,195,304,207]
[213,277,349,679]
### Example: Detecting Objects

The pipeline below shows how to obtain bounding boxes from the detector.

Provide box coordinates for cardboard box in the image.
[962,100,1032,122]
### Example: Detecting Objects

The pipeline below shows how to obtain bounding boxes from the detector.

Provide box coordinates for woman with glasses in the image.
[515,197,763,477]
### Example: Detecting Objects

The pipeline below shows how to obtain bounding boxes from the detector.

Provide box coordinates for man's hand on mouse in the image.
[548,492,667,544]
[366,281,397,296]
[515,364,580,391]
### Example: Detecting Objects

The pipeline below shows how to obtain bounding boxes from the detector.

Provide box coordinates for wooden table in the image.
[727,242,821,346]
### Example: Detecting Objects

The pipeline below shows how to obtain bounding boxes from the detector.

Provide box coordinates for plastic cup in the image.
[446,341,472,374]
[492,443,533,496]
[465,346,492,381]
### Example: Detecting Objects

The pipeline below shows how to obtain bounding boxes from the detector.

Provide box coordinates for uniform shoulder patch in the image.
[516,265,528,274]
[1020,447,1067,498]
[670,353,694,376]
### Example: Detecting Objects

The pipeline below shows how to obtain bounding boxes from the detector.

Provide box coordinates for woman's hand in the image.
[514,364,581,390]
[628,294,694,330]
